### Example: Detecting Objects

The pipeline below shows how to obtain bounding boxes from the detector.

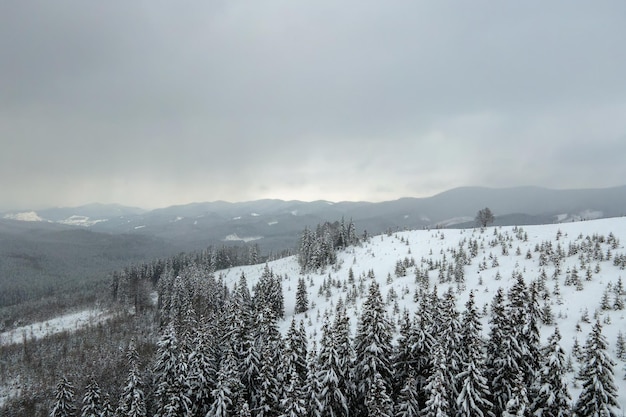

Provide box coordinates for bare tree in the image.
[475,208,495,228]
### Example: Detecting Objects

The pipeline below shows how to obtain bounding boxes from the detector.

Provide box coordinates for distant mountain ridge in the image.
[3,185,626,253]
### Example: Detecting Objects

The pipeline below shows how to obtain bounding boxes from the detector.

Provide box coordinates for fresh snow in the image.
[218,217,626,411]
[223,233,263,243]
[58,215,108,227]
[0,309,111,346]
[2,211,45,222]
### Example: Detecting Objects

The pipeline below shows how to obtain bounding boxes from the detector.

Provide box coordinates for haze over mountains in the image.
[3,186,626,254]
[2,185,625,309]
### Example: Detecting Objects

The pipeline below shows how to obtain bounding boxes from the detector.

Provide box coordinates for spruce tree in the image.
[295,277,309,314]
[207,349,239,417]
[316,318,350,417]
[486,288,523,416]
[353,281,394,415]
[152,324,192,417]
[573,321,620,417]
[280,368,308,417]
[51,377,77,417]
[117,342,146,417]
[365,371,394,417]
[80,377,102,417]
[422,344,451,417]
[530,327,571,417]
[392,310,414,400]
[394,375,420,417]
[439,288,463,412]
[409,292,437,411]
[456,292,494,417]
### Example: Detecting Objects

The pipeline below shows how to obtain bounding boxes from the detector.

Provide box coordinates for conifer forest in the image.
[2,217,626,417]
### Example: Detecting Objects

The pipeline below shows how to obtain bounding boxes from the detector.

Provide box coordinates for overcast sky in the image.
[1,1,625,210]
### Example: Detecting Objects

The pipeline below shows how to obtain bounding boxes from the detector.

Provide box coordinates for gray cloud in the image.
[1,1,625,210]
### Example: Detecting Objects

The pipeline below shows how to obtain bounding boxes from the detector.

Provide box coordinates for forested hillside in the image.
[2,217,626,416]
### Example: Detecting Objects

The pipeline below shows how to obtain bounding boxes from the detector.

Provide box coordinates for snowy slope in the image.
[218,217,626,411]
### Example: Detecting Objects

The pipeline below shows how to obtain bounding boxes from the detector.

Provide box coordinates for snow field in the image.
[219,217,626,411]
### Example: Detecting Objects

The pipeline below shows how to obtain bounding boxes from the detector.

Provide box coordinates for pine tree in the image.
[456,292,494,417]
[117,342,146,417]
[279,368,308,417]
[101,394,114,417]
[152,324,192,417]
[501,372,528,417]
[295,277,309,314]
[392,310,414,400]
[51,377,77,417]
[408,292,437,411]
[439,288,463,413]
[422,344,451,417]
[486,288,522,416]
[353,281,394,415]
[207,349,240,417]
[573,322,620,417]
[394,375,420,417]
[316,318,350,417]
[187,318,218,416]
[304,342,323,417]
[530,327,571,417]
[365,372,394,417]
[284,318,309,384]
[616,331,626,361]
[80,377,102,417]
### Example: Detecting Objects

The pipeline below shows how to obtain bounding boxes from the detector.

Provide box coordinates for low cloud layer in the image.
[1,1,625,210]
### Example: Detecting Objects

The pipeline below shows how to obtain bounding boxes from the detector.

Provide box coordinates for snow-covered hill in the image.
[219,217,626,411]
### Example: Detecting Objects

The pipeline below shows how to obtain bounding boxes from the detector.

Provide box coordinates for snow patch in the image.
[0,309,112,346]
[58,215,107,227]
[223,234,263,243]
[3,211,45,222]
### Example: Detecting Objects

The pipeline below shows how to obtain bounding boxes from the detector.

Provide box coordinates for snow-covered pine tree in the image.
[456,292,494,417]
[486,288,523,416]
[187,317,218,417]
[529,326,571,417]
[279,368,308,417]
[366,371,394,417]
[152,324,192,417]
[284,318,309,385]
[408,291,437,411]
[316,318,350,417]
[353,281,394,416]
[573,321,620,417]
[254,306,284,417]
[391,310,414,400]
[80,376,102,417]
[439,288,463,414]
[501,372,528,417]
[51,376,76,417]
[394,375,420,417]
[304,342,323,417]
[101,394,114,417]
[207,348,242,417]
[295,277,309,314]
[422,344,451,417]
[117,341,146,417]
